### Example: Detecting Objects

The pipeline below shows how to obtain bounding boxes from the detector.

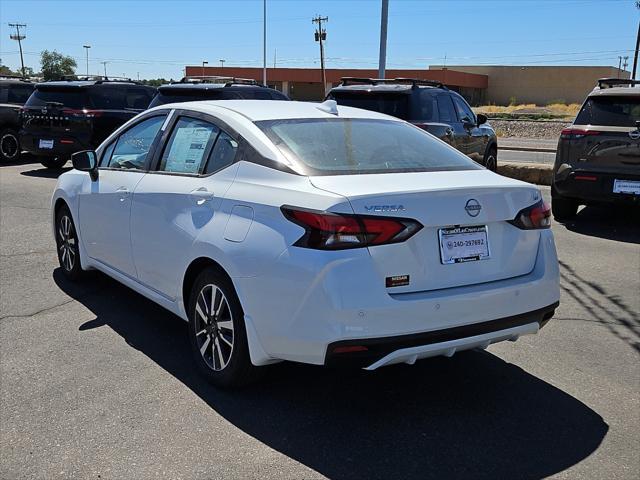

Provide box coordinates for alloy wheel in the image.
[194,284,235,371]
[57,215,76,271]
[0,133,19,160]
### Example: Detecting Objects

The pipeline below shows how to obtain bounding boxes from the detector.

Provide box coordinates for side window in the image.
[126,88,152,110]
[436,94,456,123]
[452,95,475,123]
[159,117,219,174]
[415,90,438,122]
[0,87,7,103]
[205,131,239,174]
[100,141,116,167]
[7,85,33,104]
[90,87,126,110]
[108,115,166,170]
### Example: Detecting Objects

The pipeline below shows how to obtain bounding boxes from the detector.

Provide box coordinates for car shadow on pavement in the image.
[558,204,640,244]
[20,166,71,178]
[0,152,41,167]
[54,269,608,480]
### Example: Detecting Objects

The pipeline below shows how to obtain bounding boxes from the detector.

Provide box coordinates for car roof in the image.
[0,79,34,86]
[153,99,402,122]
[589,87,640,97]
[35,80,150,89]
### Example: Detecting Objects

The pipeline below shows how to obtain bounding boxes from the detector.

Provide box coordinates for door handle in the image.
[116,187,130,202]
[190,187,215,204]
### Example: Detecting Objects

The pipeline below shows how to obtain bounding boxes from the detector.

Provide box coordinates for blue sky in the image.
[0,0,637,79]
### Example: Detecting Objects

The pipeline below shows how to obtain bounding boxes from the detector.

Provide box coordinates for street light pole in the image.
[101,61,108,78]
[202,61,208,77]
[378,0,389,79]
[220,59,225,68]
[83,45,91,76]
[263,0,267,86]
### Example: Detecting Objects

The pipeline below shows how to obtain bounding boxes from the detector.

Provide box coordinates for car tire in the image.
[41,157,68,169]
[551,195,579,222]
[187,267,261,388]
[484,146,497,172]
[0,128,20,162]
[55,204,83,280]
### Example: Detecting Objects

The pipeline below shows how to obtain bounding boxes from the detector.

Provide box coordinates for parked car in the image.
[551,78,640,220]
[148,76,289,108]
[52,99,559,387]
[0,76,34,162]
[327,78,498,171]
[20,77,156,169]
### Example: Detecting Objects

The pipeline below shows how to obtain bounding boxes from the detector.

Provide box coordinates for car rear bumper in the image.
[235,229,560,367]
[19,130,91,158]
[553,170,640,204]
[325,302,557,368]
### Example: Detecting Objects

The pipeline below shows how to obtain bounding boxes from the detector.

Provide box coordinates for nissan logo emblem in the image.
[629,130,640,140]
[465,199,482,217]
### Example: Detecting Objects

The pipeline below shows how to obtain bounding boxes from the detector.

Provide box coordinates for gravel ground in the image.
[490,119,572,139]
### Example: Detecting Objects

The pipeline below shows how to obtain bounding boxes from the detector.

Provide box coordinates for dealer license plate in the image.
[39,139,54,149]
[613,179,640,195]
[439,225,490,264]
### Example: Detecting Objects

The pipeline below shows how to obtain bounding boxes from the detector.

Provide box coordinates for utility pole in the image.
[623,56,629,75]
[101,61,108,77]
[263,0,267,86]
[312,15,328,94]
[619,55,623,78]
[634,16,640,80]
[378,0,389,79]
[83,45,91,76]
[220,59,225,68]
[201,60,208,77]
[8,23,26,77]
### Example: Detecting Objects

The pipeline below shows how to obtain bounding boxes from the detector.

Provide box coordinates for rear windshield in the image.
[329,92,409,120]
[257,118,481,175]
[149,90,239,108]
[25,88,87,109]
[575,95,640,127]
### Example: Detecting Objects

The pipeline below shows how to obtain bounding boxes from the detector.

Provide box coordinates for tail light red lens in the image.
[281,206,423,250]
[560,128,600,139]
[509,199,551,230]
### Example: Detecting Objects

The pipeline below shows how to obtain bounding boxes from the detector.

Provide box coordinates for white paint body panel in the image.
[52,100,560,368]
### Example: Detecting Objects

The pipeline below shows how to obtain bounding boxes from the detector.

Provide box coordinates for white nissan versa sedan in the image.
[52,100,560,387]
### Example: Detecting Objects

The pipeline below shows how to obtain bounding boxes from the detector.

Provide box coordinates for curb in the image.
[500,145,557,154]
[498,161,553,186]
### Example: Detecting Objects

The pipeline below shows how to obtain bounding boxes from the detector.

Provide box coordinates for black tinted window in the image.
[330,93,409,119]
[258,118,480,175]
[452,95,475,122]
[148,90,240,108]
[90,87,125,109]
[7,84,34,104]
[205,131,238,174]
[126,88,152,110]
[239,90,272,100]
[436,94,456,122]
[415,90,438,121]
[575,96,640,127]
[26,89,87,109]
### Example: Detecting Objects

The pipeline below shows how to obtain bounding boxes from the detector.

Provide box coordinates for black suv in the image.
[327,78,498,171]
[20,77,156,168]
[0,76,35,162]
[148,76,289,108]
[551,78,640,220]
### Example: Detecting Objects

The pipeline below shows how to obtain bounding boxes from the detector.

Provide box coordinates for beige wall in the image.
[430,66,630,105]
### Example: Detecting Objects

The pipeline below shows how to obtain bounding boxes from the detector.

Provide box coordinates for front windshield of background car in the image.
[257,118,481,175]
[25,88,88,109]
[329,92,409,119]
[575,96,640,127]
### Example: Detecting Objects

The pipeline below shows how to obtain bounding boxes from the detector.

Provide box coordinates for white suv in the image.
[52,100,560,387]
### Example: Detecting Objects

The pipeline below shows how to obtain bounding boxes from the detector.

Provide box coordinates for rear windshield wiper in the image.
[45,101,65,109]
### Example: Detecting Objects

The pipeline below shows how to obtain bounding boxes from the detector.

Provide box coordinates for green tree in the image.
[40,50,77,81]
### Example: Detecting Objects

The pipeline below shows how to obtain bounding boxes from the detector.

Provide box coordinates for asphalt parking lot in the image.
[1,157,638,480]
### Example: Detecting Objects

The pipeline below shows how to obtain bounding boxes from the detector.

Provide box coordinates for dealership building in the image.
[185,65,630,105]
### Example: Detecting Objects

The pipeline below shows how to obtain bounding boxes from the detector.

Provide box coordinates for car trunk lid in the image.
[310,170,543,293]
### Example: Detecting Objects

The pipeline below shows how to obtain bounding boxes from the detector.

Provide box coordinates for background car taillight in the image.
[560,128,600,139]
[281,206,423,250]
[509,199,551,230]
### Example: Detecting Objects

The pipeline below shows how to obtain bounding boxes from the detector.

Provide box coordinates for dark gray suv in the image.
[327,78,498,171]
[551,78,640,221]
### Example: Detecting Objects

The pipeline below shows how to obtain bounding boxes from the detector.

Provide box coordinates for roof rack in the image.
[597,78,640,89]
[178,76,259,86]
[59,74,142,84]
[340,77,445,89]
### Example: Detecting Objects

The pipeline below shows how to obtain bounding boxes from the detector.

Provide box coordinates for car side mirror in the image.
[71,150,98,181]
[477,113,487,125]
[462,117,476,129]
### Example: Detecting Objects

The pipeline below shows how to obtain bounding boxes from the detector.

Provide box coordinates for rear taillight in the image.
[560,128,600,139]
[281,206,423,250]
[509,199,551,230]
